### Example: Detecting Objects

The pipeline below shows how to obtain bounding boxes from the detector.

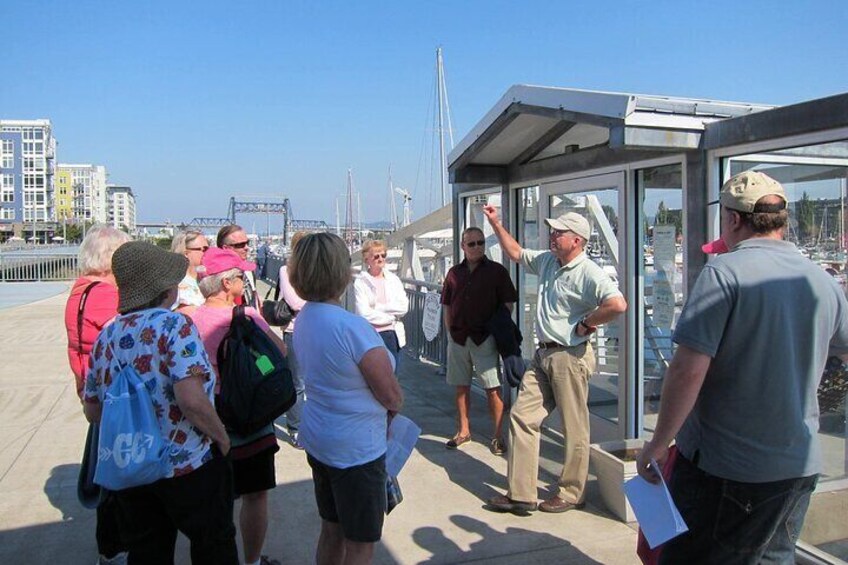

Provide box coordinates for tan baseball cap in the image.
[719,170,787,213]
[545,212,591,241]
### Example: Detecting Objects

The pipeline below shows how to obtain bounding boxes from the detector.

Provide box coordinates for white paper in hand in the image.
[385,415,421,477]
[623,459,688,549]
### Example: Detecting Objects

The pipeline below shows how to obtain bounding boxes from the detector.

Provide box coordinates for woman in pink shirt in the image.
[192,247,286,565]
[63,225,131,565]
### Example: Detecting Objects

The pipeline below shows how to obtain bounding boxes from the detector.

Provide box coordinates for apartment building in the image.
[0,119,56,240]
[54,167,73,222]
[56,163,108,224]
[106,185,136,232]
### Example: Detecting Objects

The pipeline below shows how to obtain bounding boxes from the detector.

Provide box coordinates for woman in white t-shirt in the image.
[290,233,403,564]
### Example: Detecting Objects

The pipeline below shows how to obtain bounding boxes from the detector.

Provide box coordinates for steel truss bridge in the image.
[182,196,329,239]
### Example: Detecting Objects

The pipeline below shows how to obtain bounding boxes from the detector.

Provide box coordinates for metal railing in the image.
[401,278,447,367]
[0,253,79,281]
[259,255,449,367]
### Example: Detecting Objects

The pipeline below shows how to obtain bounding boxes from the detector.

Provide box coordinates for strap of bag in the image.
[77,281,102,356]
[265,276,280,301]
[265,272,296,317]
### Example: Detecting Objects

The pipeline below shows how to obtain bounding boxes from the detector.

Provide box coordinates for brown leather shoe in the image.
[486,494,537,513]
[538,496,585,513]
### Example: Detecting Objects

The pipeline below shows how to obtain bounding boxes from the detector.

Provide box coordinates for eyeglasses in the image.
[371,253,387,260]
[186,246,209,252]
[226,241,249,249]
[551,229,573,238]
[465,240,485,248]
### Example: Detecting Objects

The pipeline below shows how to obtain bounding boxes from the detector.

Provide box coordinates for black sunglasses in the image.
[226,241,249,249]
[371,253,387,259]
[186,245,209,252]
[465,240,485,248]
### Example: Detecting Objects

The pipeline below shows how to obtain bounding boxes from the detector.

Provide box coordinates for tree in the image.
[64,221,94,243]
[796,192,816,243]
[601,205,619,233]
[654,200,683,236]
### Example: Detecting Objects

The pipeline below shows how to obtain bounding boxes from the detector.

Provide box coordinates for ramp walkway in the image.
[0,288,639,564]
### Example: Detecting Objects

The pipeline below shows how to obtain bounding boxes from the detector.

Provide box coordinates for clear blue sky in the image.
[2,0,846,227]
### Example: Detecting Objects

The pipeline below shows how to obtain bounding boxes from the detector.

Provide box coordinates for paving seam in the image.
[0,380,69,485]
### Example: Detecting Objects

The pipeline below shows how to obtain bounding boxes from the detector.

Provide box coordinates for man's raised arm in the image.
[483,205,522,263]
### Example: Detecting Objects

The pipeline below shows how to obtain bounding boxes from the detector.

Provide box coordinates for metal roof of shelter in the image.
[448,85,775,185]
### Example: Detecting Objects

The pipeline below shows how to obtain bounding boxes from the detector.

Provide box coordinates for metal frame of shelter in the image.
[448,85,848,561]
[448,85,848,436]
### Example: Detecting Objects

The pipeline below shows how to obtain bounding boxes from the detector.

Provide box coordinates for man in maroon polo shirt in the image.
[441,227,518,455]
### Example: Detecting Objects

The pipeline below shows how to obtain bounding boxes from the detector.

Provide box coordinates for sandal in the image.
[445,434,471,449]
[489,438,506,455]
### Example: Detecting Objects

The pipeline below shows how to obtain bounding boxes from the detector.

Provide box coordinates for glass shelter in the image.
[448,86,848,561]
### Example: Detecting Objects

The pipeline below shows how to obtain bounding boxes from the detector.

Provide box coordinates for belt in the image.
[538,340,589,350]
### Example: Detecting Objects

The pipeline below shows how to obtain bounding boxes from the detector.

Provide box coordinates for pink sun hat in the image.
[201,247,256,276]
[701,238,729,255]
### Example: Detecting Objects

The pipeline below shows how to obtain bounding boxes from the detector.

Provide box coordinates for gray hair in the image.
[79,225,132,275]
[171,230,206,254]
[198,268,241,298]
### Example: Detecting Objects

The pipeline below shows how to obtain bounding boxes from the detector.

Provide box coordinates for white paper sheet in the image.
[623,459,688,549]
[385,415,421,477]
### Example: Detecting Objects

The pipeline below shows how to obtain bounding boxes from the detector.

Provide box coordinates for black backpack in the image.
[216,305,295,435]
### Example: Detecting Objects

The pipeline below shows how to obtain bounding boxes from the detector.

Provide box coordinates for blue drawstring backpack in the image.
[94,364,177,491]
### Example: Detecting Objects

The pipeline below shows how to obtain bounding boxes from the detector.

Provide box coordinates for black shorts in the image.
[232,447,277,496]
[307,453,387,543]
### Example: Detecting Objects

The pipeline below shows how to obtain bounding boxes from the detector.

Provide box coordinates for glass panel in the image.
[516,186,541,353]
[725,140,848,558]
[549,188,622,425]
[464,192,504,263]
[638,164,684,435]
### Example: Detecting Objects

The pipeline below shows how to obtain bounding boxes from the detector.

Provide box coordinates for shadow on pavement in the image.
[413,515,603,564]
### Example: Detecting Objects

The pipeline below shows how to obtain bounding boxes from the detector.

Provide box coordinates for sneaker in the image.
[489,438,506,456]
[97,552,128,565]
[260,556,281,565]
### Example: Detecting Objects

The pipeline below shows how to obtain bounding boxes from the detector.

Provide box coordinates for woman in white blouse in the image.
[353,240,409,368]
[170,230,209,316]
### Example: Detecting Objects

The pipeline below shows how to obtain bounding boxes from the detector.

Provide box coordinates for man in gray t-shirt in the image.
[638,171,848,564]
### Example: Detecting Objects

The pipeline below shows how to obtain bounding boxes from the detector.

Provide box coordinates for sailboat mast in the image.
[436,47,448,207]
[389,165,398,231]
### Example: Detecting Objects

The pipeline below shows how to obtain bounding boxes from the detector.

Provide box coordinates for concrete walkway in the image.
[0,290,640,564]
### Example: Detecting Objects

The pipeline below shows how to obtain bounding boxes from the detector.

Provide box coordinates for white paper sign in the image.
[386,415,422,477]
[422,292,442,342]
[653,225,677,275]
[653,271,675,331]
[623,459,688,549]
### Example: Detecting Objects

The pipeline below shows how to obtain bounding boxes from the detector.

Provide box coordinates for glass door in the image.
[539,172,627,440]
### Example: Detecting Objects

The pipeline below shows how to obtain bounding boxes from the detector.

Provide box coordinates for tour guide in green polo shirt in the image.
[482,205,627,514]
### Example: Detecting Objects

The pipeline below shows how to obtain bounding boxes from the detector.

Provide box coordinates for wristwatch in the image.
[579,318,596,333]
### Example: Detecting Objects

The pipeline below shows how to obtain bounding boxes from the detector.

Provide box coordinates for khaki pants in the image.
[506,342,595,504]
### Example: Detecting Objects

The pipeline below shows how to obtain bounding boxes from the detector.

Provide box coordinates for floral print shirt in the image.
[84,308,216,477]
[176,274,205,308]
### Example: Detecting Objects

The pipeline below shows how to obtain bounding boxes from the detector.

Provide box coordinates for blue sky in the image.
[2,0,846,227]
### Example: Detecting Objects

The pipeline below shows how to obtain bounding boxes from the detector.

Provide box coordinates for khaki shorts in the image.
[446,335,501,389]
